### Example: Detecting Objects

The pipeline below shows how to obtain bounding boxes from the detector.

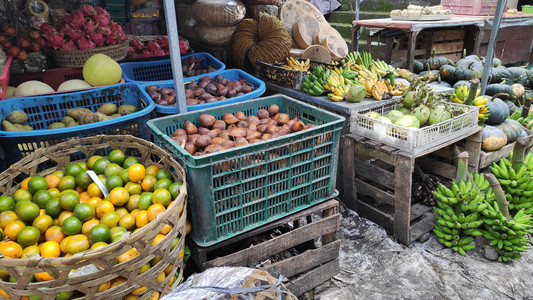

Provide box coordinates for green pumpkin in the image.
[501,67,528,85]
[453,80,471,89]
[490,66,506,83]
[496,119,523,143]
[511,84,525,99]
[464,55,480,61]
[504,100,519,114]
[454,68,475,81]
[492,57,502,67]
[427,56,448,70]
[482,125,508,151]
[439,64,456,81]
[419,70,439,77]
[485,83,514,97]
[485,98,510,125]
[413,60,424,74]
[470,61,484,72]
[455,58,476,69]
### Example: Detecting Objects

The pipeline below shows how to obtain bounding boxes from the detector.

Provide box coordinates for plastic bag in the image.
[162,267,297,300]
[193,0,246,27]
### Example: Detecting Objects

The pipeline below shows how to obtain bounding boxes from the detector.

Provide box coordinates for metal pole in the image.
[162,0,187,113]
[480,0,507,95]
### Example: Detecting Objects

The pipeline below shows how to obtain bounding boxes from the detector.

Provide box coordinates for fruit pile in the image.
[0,23,47,61]
[184,74,255,106]
[126,36,187,59]
[39,5,127,51]
[181,55,218,78]
[171,104,314,156]
[0,149,189,297]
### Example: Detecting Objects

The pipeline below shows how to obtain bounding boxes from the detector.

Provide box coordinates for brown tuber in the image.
[199,114,216,128]
[246,131,261,140]
[171,135,188,145]
[257,109,269,119]
[268,104,279,116]
[229,127,247,138]
[235,111,247,121]
[222,113,239,125]
[237,120,249,128]
[184,142,196,155]
[198,127,210,135]
[212,120,227,130]
[183,120,198,135]
[291,120,306,132]
[195,135,212,149]
[276,113,290,125]
[172,128,187,137]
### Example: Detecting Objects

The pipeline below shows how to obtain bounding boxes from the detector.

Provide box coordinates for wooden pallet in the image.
[188,199,340,297]
[342,128,482,245]
[478,129,533,170]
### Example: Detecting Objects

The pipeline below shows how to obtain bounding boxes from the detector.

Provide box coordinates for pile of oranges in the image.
[0,149,190,300]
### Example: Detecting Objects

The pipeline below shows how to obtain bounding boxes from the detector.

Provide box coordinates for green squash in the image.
[492,57,502,67]
[485,98,510,125]
[453,80,471,89]
[490,66,506,83]
[427,56,448,70]
[485,83,514,97]
[482,125,508,151]
[501,67,528,85]
[511,84,525,100]
[439,64,456,81]
[454,68,475,81]
[504,100,519,114]
[413,60,425,74]
[464,55,480,61]
[470,61,484,72]
[455,58,476,69]
[496,119,523,143]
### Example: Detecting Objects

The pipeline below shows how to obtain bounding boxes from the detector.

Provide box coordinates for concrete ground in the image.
[313,203,533,300]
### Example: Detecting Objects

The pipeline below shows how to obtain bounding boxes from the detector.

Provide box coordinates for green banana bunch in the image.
[348,51,372,69]
[302,66,328,96]
[510,108,533,129]
[490,157,533,214]
[345,51,358,63]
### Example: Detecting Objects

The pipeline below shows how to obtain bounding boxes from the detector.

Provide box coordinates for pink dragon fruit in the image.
[79,5,97,18]
[70,11,86,28]
[153,50,166,57]
[95,7,111,19]
[130,39,144,51]
[156,36,169,49]
[61,40,78,51]
[179,38,189,54]
[110,22,124,34]
[39,23,56,35]
[117,31,127,43]
[44,32,65,49]
[93,14,110,27]
[60,24,84,41]
[146,41,161,53]
[77,37,96,50]
[106,34,120,45]
[88,31,105,47]
[83,20,97,34]
[141,52,153,58]
[97,26,112,37]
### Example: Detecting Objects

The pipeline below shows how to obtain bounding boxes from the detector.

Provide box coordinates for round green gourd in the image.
[482,125,508,151]
[496,119,523,143]
[485,83,513,97]
[485,98,510,125]
[439,65,456,82]
[413,60,425,74]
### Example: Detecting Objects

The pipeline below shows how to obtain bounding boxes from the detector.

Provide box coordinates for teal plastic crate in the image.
[147,95,345,246]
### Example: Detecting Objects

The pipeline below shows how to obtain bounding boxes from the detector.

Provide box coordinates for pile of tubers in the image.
[145,86,176,106]
[171,104,315,156]
[182,56,218,77]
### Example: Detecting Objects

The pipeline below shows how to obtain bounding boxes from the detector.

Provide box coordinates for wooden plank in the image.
[409,212,437,243]
[354,158,395,189]
[432,41,464,55]
[465,129,482,172]
[393,156,413,245]
[443,52,462,62]
[353,141,400,166]
[285,258,340,297]
[266,240,340,278]
[354,199,393,233]
[355,178,395,206]
[206,214,340,268]
[432,29,465,42]
[418,156,456,180]
[342,136,356,209]
[322,206,337,245]
[410,202,433,221]
[391,49,426,59]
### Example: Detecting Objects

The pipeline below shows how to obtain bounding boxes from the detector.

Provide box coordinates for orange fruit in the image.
[110,277,127,288]
[104,163,122,178]
[147,204,166,222]
[87,197,103,209]
[16,202,40,222]
[55,291,74,300]
[59,235,72,253]
[135,210,149,228]
[32,190,53,209]
[65,234,89,254]
[109,149,126,165]
[150,255,162,266]
[163,264,173,275]
[110,226,127,240]
[32,215,53,235]
[140,175,157,192]
[34,272,54,282]
[152,233,166,246]
[100,211,119,228]
[79,192,91,203]
[150,291,160,300]
[145,165,159,177]
[118,214,136,230]
[48,188,61,199]
[123,157,141,169]
[87,183,103,198]
[81,219,100,235]
[186,221,191,235]
[0,195,16,213]
[21,177,31,190]
[73,203,95,222]
[97,174,107,183]
[130,209,140,217]
[0,240,23,258]
[98,280,111,292]
[123,294,139,300]
[0,211,17,229]
[62,216,82,236]
[109,187,129,206]
[96,200,114,218]
[124,182,142,196]
[75,186,85,194]
[126,194,140,211]
[157,272,166,283]
[137,192,153,210]
[89,224,110,243]
[44,226,65,243]
[87,155,103,170]
[128,164,145,183]
[58,211,75,226]
[13,188,32,203]
[170,237,180,251]
[155,169,173,181]
[44,198,62,219]
[115,207,128,219]
[93,158,110,175]
[45,174,61,189]
[160,224,172,235]
[0,287,10,299]
[154,178,172,191]
[138,263,150,274]
[4,220,25,240]
[64,163,83,178]
[116,248,138,264]
[131,286,147,295]
[59,190,80,211]
[90,242,108,251]
[105,175,124,192]
[152,189,171,208]
[52,170,64,179]
[57,176,76,191]
[39,241,60,257]
[21,245,40,258]
[17,226,40,247]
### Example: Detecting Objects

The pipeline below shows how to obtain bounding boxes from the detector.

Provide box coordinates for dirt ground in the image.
[313,203,533,300]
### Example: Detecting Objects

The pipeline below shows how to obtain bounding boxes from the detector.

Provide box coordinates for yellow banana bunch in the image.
[383,78,406,96]
[370,80,389,100]
[472,95,489,106]
[285,57,310,71]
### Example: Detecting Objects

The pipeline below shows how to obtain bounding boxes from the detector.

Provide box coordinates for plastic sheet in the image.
[162,267,297,300]
[193,0,246,27]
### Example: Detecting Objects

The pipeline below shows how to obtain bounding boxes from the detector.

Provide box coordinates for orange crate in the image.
[441,0,497,15]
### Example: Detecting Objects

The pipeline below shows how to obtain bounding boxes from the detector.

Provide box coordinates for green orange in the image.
[137,193,152,210]
[32,190,53,209]
[89,224,111,243]
[154,178,172,191]
[0,195,15,212]
[16,201,40,222]
[73,203,95,222]
[32,214,53,235]
[93,158,111,175]
[17,226,40,247]
[58,176,76,191]
[109,150,126,165]
[155,169,173,181]
[123,157,140,169]
[87,155,103,170]
[169,182,182,200]
[64,163,83,178]
[105,175,123,191]
[59,190,80,211]
[13,188,33,203]
[44,198,63,219]
[62,216,82,236]
[28,176,49,194]
[110,226,127,240]
[100,211,120,228]
[104,163,122,177]
[152,188,172,208]
[75,170,93,189]
[124,182,142,196]
[118,214,136,230]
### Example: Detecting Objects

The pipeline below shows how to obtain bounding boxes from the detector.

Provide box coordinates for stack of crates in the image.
[103,0,127,23]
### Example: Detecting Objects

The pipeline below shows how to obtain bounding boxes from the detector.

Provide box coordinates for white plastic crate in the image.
[354,101,479,153]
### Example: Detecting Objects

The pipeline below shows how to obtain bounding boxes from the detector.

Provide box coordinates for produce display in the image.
[1,103,137,131]
[0,150,188,292]
[127,36,187,59]
[183,75,255,106]
[390,5,452,17]
[170,104,314,156]
[39,5,127,51]
[0,23,46,61]
[181,55,218,78]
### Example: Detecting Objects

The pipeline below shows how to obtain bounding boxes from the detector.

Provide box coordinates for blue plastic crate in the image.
[140,69,266,115]
[120,52,225,84]
[147,94,345,246]
[0,83,155,168]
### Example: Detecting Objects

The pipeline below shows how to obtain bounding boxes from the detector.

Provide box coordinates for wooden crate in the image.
[341,128,482,245]
[478,129,533,169]
[188,199,340,297]
[428,29,465,62]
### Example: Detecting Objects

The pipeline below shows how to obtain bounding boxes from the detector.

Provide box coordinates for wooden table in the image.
[351,16,485,71]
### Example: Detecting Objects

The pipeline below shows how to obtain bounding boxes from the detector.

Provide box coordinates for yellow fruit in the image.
[83,54,122,86]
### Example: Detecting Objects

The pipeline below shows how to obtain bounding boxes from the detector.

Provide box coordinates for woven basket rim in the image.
[52,38,131,55]
[0,134,187,267]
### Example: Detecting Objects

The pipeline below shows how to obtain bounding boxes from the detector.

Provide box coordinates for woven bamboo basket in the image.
[52,39,130,68]
[0,135,187,300]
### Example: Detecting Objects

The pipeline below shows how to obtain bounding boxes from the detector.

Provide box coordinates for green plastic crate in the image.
[147,95,345,246]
